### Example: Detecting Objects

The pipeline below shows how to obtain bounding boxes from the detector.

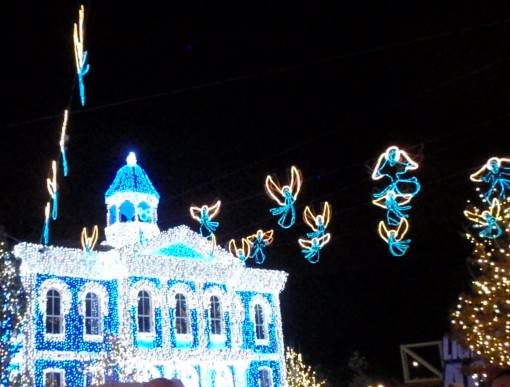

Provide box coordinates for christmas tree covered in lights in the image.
[0,227,28,386]
[450,159,510,369]
[285,346,327,387]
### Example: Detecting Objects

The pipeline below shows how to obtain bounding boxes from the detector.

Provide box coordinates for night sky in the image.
[3,1,510,382]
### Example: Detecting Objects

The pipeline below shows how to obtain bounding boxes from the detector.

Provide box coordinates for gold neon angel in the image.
[303,201,331,239]
[73,5,90,106]
[464,198,503,239]
[59,110,69,176]
[46,160,58,220]
[372,189,413,226]
[246,229,274,264]
[228,238,251,262]
[190,200,221,240]
[265,166,303,229]
[470,156,510,202]
[298,233,331,264]
[378,218,410,257]
[81,225,98,252]
[43,202,50,245]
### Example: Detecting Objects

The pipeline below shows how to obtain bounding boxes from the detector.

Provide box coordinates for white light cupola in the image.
[103,152,161,248]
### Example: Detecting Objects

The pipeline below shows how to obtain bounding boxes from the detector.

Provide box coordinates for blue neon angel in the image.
[228,238,251,263]
[371,145,421,199]
[246,229,274,264]
[298,233,331,264]
[372,190,413,226]
[73,5,90,106]
[190,200,221,240]
[303,202,331,239]
[265,166,303,229]
[464,198,503,239]
[470,156,510,202]
[378,218,410,257]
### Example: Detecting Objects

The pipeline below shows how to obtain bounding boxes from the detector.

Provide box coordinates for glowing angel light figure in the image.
[59,110,69,176]
[303,202,331,239]
[74,5,90,106]
[81,225,98,252]
[464,198,503,239]
[43,202,50,245]
[190,200,221,240]
[470,156,510,202]
[246,229,274,264]
[371,145,421,199]
[372,189,413,226]
[298,233,331,264]
[46,160,58,220]
[228,238,252,263]
[265,166,303,229]
[378,218,411,257]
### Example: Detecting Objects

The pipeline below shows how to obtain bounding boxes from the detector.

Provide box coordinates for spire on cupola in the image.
[103,152,161,248]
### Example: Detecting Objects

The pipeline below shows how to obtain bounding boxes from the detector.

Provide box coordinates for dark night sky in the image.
[3,0,510,381]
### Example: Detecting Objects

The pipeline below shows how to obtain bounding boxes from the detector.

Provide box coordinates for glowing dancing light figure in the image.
[190,200,221,240]
[228,238,251,263]
[81,225,98,252]
[464,198,503,239]
[372,189,413,226]
[298,233,331,264]
[303,201,331,239]
[265,165,302,229]
[246,229,274,264]
[46,160,58,220]
[371,145,421,199]
[73,4,90,106]
[378,217,411,257]
[470,156,510,202]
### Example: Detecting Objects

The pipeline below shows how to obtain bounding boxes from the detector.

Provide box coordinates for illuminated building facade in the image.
[13,153,288,387]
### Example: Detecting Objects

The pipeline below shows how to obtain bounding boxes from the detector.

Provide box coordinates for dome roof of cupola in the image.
[105,152,160,200]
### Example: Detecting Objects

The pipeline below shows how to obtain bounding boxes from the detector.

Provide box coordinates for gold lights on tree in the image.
[451,163,510,369]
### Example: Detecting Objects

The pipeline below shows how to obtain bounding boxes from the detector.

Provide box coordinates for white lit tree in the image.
[285,346,327,387]
[0,227,29,386]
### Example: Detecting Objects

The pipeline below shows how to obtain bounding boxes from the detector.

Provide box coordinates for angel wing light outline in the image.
[303,201,331,238]
[378,218,410,257]
[81,225,98,252]
[298,233,331,263]
[190,200,221,240]
[246,229,274,264]
[73,5,90,106]
[470,156,510,202]
[464,198,503,239]
[265,166,303,229]
[228,238,252,262]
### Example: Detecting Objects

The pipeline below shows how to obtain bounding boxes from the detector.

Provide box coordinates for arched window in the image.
[254,304,267,340]
[137,290,152,333]
[210,295,223,335]
[258,368,273,387]
[85,292,101,335]
[46,289,62,334]
[120,200,135,222]
[175,293,189,334]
